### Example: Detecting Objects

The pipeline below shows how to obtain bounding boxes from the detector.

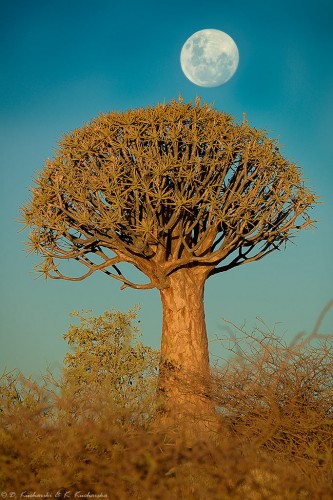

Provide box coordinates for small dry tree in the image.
[61,307,159,423]
[21,98,317,428]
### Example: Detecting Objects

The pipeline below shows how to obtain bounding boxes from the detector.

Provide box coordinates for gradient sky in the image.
[1,0,332,378]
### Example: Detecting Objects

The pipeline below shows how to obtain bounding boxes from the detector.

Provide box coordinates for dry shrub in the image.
[0,391,319,499]
[1,304,332,498]
[211,301,333,496]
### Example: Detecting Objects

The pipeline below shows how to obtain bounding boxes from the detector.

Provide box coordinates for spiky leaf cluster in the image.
[21,98,317,288]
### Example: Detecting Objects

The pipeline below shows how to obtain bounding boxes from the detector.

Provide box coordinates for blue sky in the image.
[1,0,332,377]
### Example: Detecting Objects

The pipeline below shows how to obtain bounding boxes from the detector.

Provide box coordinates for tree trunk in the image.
[157,267,217,433]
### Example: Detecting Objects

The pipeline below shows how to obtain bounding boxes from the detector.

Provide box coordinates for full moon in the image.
[180,29,239,87]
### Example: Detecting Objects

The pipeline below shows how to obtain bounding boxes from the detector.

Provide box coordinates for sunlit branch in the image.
[46,253,155,290]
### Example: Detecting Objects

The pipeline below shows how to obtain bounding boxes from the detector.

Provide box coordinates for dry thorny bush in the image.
[0,303,332,498]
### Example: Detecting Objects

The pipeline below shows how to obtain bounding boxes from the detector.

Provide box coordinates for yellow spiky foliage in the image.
[21,97,317,287]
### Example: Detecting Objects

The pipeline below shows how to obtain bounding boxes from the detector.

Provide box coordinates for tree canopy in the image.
[21,98,317,289]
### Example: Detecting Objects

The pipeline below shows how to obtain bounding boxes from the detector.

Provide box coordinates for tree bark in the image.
[157,267,217,432]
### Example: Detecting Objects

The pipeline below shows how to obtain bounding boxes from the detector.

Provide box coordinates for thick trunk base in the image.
[153,268,220,439]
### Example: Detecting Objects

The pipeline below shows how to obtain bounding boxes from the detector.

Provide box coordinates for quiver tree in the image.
[21,98,317,427]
